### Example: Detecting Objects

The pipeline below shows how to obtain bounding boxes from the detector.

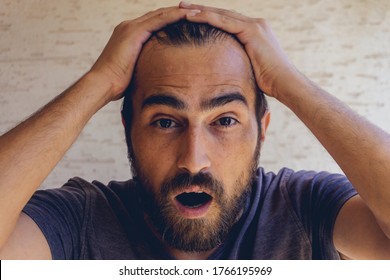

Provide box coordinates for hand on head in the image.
[179,1,298,99]
[90,6,201,101]
[90,2,297,102]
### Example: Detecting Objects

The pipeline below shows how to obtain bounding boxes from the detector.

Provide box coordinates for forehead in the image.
[133,37,255,107]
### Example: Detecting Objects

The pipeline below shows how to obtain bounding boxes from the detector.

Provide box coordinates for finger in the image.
[115,7,201,44]
[179,1,250,21]
[186,9,247,35]
[134,6,178,22]
[138,7,201,33]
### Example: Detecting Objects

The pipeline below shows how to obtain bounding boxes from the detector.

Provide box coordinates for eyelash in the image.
[151,117,239,129]
[152,119,180,129]
[212,117,239,128]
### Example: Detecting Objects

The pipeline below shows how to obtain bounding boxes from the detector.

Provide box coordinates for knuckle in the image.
[155,7,169,17]
[114,21,135,35]
[113,21,126,33]
[255,17,267,26]
[157,11,168,18]
[220,15,230,24]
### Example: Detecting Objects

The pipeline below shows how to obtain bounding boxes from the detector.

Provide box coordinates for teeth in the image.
[184,191,204,194]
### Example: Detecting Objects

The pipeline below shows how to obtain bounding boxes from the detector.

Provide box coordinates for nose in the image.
[177,126,211,175]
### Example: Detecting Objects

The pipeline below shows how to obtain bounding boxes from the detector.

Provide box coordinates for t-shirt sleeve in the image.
[22,179,86,260]
[284,170,358,259]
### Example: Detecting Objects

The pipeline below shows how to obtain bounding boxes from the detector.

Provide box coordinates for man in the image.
[0,2,389,259]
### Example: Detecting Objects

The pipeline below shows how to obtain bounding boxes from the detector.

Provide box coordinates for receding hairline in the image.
[151,20,239,47]
[137,27,245,62]
[134,23,253,87]
[122,21,268,144]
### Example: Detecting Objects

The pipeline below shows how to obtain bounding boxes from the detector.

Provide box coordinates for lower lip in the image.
[173,199,212,219]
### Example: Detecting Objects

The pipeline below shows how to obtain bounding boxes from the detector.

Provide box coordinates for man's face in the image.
[129,37,262,252]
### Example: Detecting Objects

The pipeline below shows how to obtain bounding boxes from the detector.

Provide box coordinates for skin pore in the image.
[128,37,270,259]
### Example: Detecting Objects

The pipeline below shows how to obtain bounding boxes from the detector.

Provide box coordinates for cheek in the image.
[211,123,258,191]
[131,127,177,187]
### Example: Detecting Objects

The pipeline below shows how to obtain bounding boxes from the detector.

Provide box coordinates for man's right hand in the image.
[89,6,198,101]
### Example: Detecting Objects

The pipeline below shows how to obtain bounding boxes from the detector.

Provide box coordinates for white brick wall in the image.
[1,0,389,188]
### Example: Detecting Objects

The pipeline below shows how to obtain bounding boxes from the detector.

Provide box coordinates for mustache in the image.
[161,172,225,199]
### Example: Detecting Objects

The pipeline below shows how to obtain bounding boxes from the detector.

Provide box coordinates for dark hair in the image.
[122,20,267,152]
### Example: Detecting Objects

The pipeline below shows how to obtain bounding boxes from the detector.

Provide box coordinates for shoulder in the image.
[21,177,136,259]
[250,168,357,259]
[256,167,357,214]
[28,177,135,204]
[255,167,294,190]
[23,176,136,237]
[257,167,355,196]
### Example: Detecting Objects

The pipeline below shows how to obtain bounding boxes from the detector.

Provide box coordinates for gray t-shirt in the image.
[22,168,357,259]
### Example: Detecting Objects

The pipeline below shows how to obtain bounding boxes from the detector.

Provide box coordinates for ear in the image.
[260,110,271,143]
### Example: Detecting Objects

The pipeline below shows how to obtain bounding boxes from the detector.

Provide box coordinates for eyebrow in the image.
[141,92,248,111]
[200,92,248,111]
[142,94,186,110]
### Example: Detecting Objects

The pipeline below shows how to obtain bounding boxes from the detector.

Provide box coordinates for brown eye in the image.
[214,117,238,127]
[153,119,178,129]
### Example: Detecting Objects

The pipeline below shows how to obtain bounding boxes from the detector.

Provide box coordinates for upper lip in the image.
[171,185,213,199]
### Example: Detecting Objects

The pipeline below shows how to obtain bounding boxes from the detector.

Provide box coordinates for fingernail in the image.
[180,1,191,7]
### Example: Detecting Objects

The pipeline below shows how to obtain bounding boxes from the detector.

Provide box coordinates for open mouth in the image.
[174,191,213,218]
[175,192,213,208]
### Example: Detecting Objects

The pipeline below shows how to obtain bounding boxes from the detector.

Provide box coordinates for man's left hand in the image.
[180,1,299,100]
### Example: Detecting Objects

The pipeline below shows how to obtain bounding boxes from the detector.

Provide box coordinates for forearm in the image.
[0,71,112,247]
[276,72,390,236]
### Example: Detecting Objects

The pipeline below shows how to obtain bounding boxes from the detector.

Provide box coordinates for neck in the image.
[167,246,216,260]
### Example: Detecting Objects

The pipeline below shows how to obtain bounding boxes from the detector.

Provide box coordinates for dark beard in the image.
[129,128,261,253]
[136,171,254,252]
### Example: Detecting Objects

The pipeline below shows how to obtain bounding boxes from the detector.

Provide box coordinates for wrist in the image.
[83,71,121,104]
[86,68,129,100]
[74,71,117,113]
[270,69,312,105]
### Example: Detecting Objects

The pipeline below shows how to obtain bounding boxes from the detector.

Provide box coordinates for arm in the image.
[181,2,390,259]
[0,6,196,258]
[274,72,390,259]
[0,71,111,259]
